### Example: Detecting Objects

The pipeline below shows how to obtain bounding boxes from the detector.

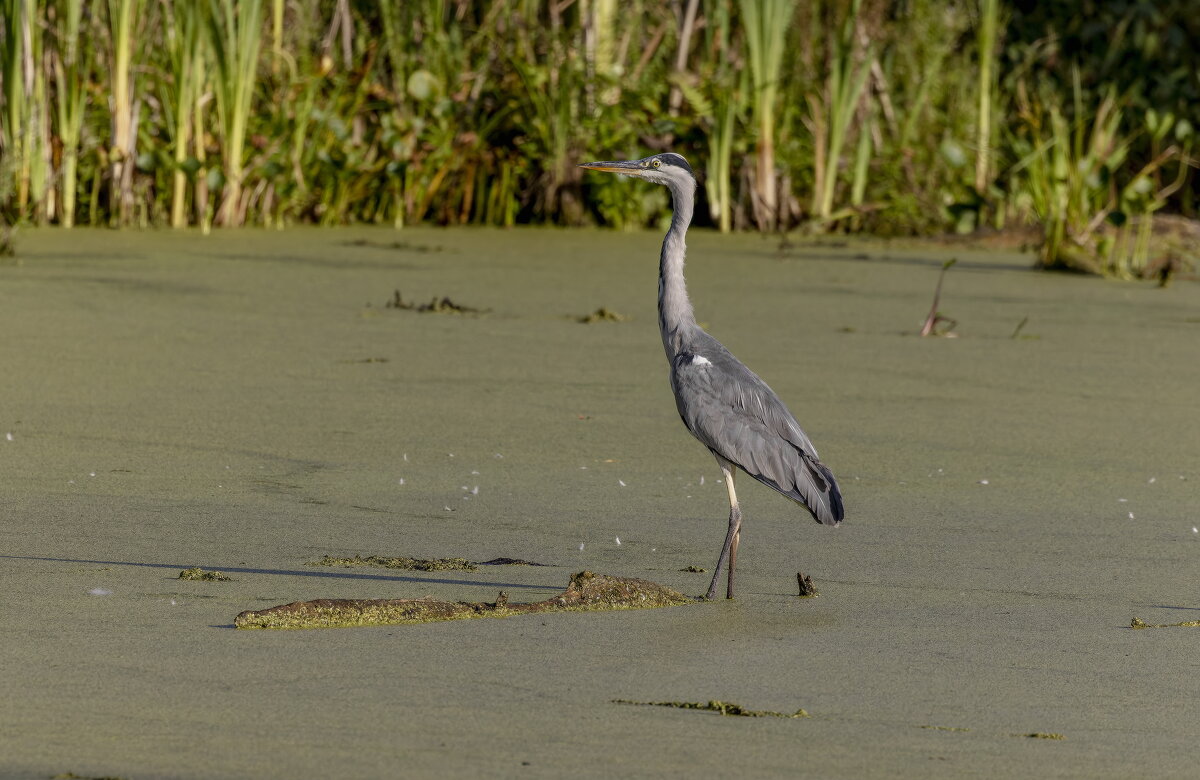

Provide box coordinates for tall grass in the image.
[739,0,793,231]
[1008,73,1192,276]
[974,0,999,195]
[50,0,86,227]
[105,0,144,226]
[806,0,872,225]
[3,0,52,222]
[162,0,207,229]
[208,0,264,227]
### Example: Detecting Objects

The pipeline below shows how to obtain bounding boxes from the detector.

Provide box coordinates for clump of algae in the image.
[1131,616,1200,629]
[384,290,488,314]
[234,571,691,630]
[308,554,477,572]
[178,567,231,581]
[612,699,809,719]
[577,307,629,323]
[1022,732,1066,740]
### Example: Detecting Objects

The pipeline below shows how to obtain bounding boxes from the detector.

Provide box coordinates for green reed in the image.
[50,0,87,227]
[208,0,264,226]
[739,0,793,230]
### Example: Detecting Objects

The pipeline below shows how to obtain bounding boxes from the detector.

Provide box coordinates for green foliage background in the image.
[0,0,1195,272]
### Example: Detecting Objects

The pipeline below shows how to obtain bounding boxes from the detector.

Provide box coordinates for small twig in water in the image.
[920,258,958,337]
[1010,316,1029,339]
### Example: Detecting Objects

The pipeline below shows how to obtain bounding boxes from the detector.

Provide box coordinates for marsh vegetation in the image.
[0,1,1196,277]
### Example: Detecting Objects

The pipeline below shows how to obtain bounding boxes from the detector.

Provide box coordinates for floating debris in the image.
[178,567,231,582]
[337,357,389,364]
[920,725,970,732]
[680,565,707,573]
[1022,732,1066,740]
[343,238,445,253]
[577,307,629,323]
[87,588,113,596]
[235,571,691,630]
[1131,617,1200,629]
[310,554,550,571]
[384,289,488,315]
[797,572,819,598]
[476,557,550,567]
[612,699,809,719]
[309,554,476,572]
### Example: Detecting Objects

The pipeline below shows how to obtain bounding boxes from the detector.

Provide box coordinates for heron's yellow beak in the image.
[579,160,644,176]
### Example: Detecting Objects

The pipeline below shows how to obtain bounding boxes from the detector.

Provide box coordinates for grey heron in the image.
[579,153,844,601]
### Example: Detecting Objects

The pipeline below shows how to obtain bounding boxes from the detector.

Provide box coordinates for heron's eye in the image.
[652,159,662,168]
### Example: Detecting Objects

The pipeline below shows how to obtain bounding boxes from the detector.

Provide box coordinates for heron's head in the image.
[579,153,695,189]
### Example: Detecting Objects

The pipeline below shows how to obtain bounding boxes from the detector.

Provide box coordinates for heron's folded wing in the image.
[674,354,843,525]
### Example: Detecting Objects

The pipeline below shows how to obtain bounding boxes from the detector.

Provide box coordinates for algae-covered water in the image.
[2,227,1197,778]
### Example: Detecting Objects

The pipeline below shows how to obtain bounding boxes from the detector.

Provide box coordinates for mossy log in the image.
[234,571,691,630]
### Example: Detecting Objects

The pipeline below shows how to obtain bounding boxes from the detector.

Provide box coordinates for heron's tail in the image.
[781,453,843,526]
[805,457,844,526]
[745,450,844,526]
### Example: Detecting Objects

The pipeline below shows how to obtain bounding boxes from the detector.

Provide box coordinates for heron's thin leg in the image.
[705,463,741,601]
[728,511,740,599]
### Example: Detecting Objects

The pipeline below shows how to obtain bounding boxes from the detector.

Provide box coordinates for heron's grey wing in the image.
[672,348,843,526]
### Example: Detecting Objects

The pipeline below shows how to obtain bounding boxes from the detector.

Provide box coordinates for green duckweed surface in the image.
[2,227,1198,778]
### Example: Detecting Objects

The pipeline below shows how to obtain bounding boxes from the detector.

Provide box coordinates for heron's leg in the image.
[705,463,742,601]
[726,468,741,599]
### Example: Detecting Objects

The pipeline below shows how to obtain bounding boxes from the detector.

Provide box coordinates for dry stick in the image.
[920,258,958,337]
[631,21,670,82]
[337,0,352,68]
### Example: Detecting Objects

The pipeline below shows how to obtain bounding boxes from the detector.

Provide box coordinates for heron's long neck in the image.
[659,180,697,361]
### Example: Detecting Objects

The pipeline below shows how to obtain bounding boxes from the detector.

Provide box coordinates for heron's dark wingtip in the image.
[807,458,844,526]
[830,482,845,525]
